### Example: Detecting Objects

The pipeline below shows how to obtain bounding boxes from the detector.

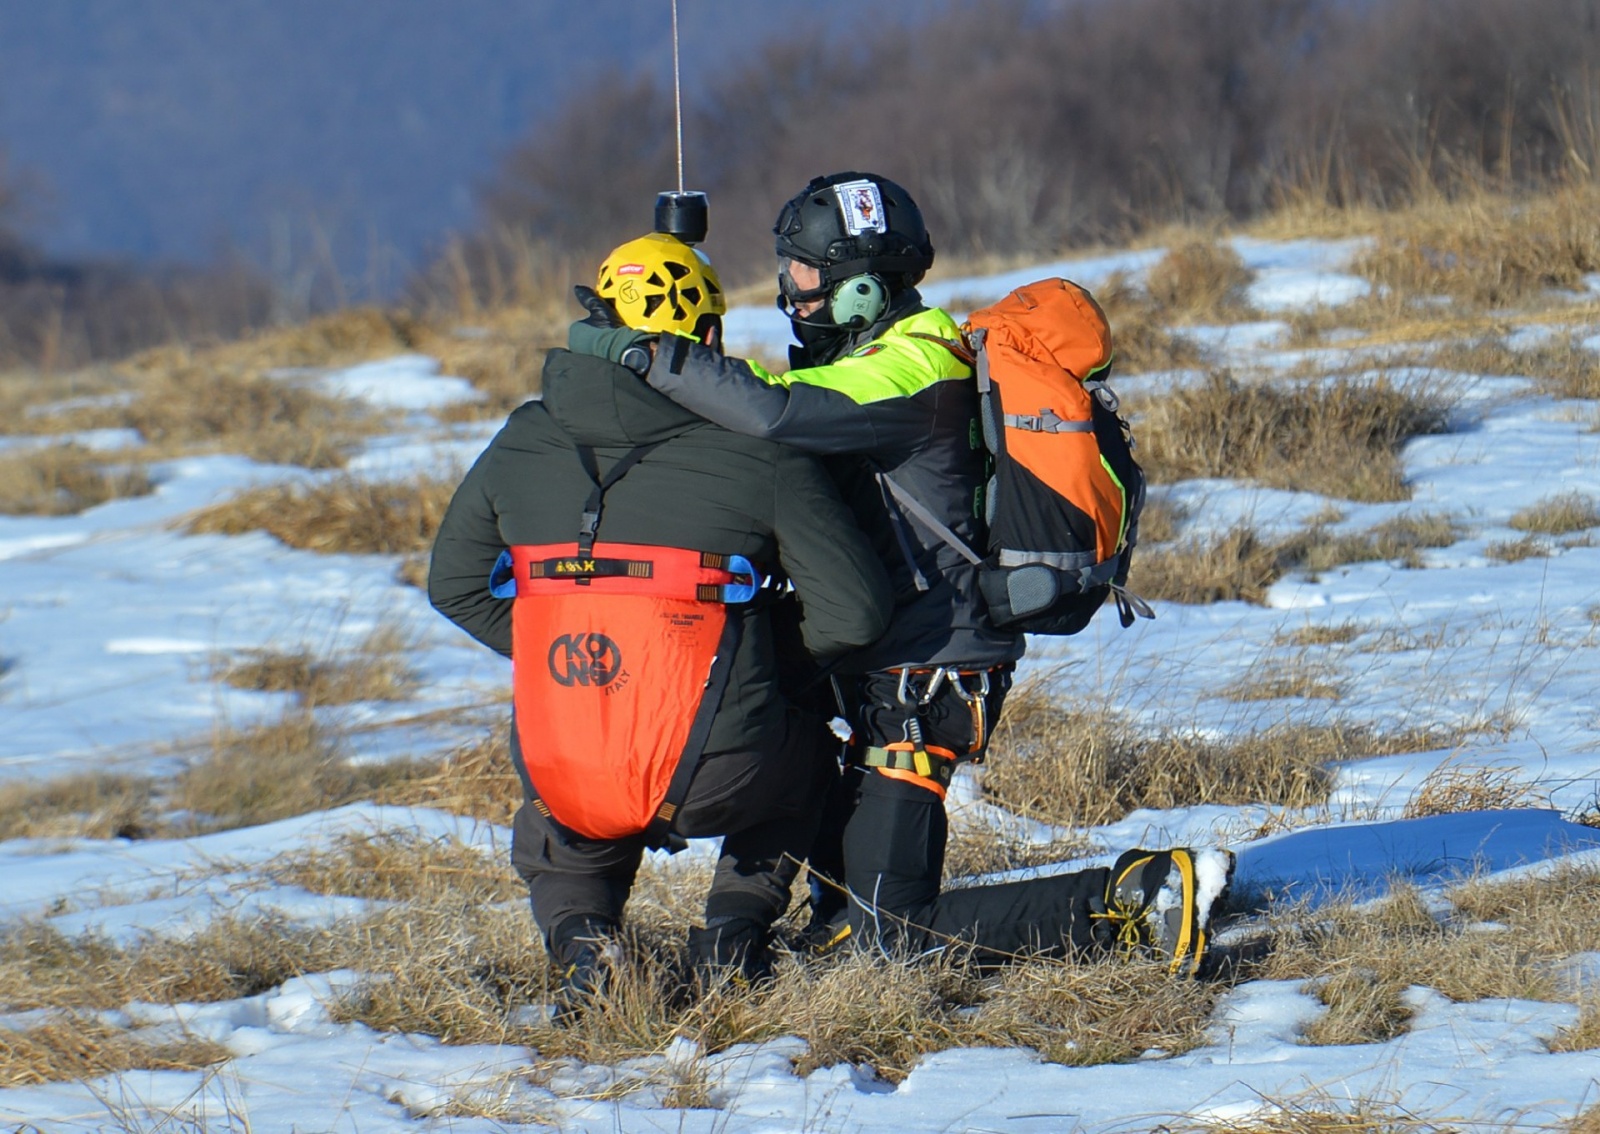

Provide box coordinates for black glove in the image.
[573,284,623,328]
[568,285,651,372]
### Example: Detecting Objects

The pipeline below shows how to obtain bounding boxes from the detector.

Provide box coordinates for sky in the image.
[0,0,934,286]
[3,237,1600,1129]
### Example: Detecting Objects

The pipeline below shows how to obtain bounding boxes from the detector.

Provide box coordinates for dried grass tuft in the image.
[1402,761,1549,819]
[0,443,152,516]
[979,684,1446,828]
[266,829,521,906]
[1097,273,1207,374]
[175,710,430,831]
[0,916,346,1013]
[1134,371,1454,503]
[1486,534,1552,563]
[0,1014,230,1087]
[0,771,156,840]
[1131,511,1459,607]
[1508,492,1600,535]
[1264,866,1600,1047]
[1276,622,1365,648]
[216,623,418,707]
[1356,185,1600,308]
[1129,523,1289,605]
[1145,239,1257,322]
[375,724,523,827]
[184,472,455,555]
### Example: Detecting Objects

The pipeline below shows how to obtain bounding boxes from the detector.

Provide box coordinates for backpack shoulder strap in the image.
[573,442,662,558]
[877,470,984,567]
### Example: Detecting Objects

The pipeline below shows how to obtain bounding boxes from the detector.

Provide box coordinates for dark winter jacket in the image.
[428,349,894,756]
[647,291,1025,672]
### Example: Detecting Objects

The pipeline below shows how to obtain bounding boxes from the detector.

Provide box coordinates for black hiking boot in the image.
[549,917,620,1019]
[1101,847,1236,976]
[688,916,774,993]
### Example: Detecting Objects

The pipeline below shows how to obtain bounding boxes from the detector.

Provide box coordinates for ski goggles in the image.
[778,256,831,306]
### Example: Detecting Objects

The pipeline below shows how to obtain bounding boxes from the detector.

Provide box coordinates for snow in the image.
[4,240,1600,1130]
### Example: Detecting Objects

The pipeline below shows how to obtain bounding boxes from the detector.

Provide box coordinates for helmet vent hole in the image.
[681,286,702,304]
[665,261,691,280]
[642,294,665,317]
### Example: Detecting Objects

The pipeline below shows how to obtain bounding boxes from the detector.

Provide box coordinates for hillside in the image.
[2,191,1600,1130]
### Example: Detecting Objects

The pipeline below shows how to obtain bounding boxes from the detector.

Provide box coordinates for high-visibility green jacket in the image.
[647,293,1024,672]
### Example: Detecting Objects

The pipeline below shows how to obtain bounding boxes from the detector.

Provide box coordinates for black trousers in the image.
[510,707,833,948]
[813,668,1111,962]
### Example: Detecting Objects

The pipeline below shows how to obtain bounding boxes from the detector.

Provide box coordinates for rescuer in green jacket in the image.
[568,174,1233,975]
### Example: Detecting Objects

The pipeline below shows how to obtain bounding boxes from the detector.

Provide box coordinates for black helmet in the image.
[773,171,934,296]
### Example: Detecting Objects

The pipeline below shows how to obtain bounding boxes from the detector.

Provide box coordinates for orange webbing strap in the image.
[863,743,959,799]
[509,543,759,602]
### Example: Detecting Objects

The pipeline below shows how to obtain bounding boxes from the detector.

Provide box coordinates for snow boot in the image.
[1101,847,1235,976]
[688,916,774,993]
[549,916,620,1019]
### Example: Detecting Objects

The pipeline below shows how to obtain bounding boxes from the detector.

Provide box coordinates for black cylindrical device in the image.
[655,191,709,245]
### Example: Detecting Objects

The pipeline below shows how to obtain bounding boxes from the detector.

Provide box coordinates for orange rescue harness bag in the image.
[489,443,759,848]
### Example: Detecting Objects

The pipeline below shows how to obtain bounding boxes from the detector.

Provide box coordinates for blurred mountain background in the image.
[4,0,1598,369]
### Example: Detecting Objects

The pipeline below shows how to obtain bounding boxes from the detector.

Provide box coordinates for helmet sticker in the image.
[617,263,647,276]
[834,179,888,236]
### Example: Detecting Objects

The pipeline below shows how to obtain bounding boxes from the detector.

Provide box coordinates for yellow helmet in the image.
[596,232,725,339]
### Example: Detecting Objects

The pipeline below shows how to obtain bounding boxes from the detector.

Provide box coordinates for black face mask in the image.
[790,305,852,366]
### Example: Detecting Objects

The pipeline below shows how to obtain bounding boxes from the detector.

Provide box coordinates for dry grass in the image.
[1423,333,1600,400]
[1264,864,1600,1047]
[1134,370,1455,502]
[1098,273,1208,374]
[979,684,1452,829]
[1485,534,1552,563]
[0,917,345,1013]
[375,725,523,827]
[414,306,561,421]
[1550,999,1600,1054]
[1288,513,1462,573]
[0,364,123,426]
[1223,656,1344,703]
[0,443,152,516]
[56,310,418,468]
[1508,492,1600,535]
[1401,761,1550,819]
[174,710,431,831]
[216,623,418,707]
[1130,523,1289,605]
[1355,184,1600,308]
[1144,239,1257,322]
[1168,1091,1472,1134]
[396,550,430,589]
[1137,494,1190,544]
[0,771,156,840]
[0,1014,230,1087]
[942,812,1099,881]
[266,829,521,905]
[184,471,455,555]
[1276,622,1365,648]
[1131,512,1459,607]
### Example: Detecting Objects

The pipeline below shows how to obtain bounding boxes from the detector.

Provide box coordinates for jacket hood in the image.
[542,348,708,446]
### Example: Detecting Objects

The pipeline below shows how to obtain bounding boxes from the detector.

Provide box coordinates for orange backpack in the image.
[912,278,1150,634]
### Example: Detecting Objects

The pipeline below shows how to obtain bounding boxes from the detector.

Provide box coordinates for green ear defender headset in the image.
[829,274,889,329]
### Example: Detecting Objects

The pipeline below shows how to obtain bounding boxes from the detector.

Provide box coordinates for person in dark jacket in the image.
[429,232,893,1003]
[567,174,1232,975]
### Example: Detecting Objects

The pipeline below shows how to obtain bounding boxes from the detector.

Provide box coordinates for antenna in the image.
[654,0,709,244]
[672,0,684,193]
